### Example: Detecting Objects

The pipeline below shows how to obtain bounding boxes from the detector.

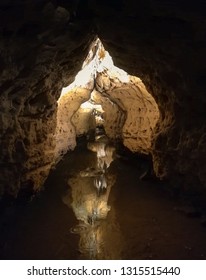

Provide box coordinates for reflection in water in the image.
[63,129,122,259]
[94,174,107,195]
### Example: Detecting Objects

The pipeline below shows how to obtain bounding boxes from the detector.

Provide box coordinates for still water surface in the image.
[1,137,206,259]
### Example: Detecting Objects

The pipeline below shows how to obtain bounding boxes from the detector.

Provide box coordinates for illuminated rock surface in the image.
[0,0,206,196]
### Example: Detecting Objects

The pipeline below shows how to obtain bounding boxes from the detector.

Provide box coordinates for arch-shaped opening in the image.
[1,0,206,261]
[55,38,160,161]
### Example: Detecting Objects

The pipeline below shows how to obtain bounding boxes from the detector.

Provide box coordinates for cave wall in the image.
[0,0,206,196]
[0,0,95,196]
[72,106,95,137]
[55,85,92,159]
[96,71,159,153]
[89,0,206,189]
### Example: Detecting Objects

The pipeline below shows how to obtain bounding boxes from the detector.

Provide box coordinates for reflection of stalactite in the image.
[94,174,107,195]
[65,172,114,259]
[67,174,114,224]
[87,141,115,170]
[62,131,121,259]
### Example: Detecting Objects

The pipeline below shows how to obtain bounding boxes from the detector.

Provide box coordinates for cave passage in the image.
[54,38,160,160]
[1,0,206,262]
[1,38,206,260]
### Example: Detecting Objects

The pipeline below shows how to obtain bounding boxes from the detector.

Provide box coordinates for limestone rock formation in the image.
[55,41,159,160]
[95,68,159,153]
[0,0,206,197]
[0,0,94,196]
[90,0,206,189]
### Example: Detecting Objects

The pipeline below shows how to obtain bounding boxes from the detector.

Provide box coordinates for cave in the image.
[0,0,206,260]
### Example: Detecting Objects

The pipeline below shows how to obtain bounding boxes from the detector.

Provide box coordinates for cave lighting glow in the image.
[79,100,104,127]
[59,38,130,99]
[80,100,103,111]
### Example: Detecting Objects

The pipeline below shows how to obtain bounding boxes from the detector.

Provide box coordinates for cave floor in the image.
[1,140,206,260]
